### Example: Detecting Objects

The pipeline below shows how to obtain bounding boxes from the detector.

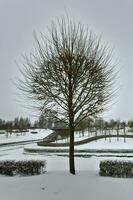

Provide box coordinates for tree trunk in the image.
[69,126,75,175]
[68,73,75,174]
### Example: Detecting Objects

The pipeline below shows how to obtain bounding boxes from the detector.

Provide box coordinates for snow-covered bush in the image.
[99,160,133,178]
[0,160,46,176]
[15,160,46,175]
[0,160,16,176]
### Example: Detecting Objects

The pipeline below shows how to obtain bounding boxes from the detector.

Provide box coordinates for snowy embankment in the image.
[0,129,52,144]
[24,137,133,154]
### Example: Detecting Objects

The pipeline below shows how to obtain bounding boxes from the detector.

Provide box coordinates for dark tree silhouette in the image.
[18,17,116,174]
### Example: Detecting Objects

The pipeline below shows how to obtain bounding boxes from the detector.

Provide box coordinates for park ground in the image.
[0,129,133,200]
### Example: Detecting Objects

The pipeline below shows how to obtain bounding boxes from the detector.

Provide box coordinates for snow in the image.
[53,129,131,144]
[1,135,133,199]
[0,154,133,200]
[54,135,90,143]
[0,129,52,144]
[76,137,133,150]
[24,137,133,152]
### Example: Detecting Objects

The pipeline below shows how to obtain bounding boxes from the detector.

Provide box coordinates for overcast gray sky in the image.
[0,0,132,121]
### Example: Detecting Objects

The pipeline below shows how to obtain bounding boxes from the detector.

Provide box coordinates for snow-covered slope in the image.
[25,137,133,152]
[0,129,52,144]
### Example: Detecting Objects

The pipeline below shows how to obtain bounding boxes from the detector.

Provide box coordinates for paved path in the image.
[0,139,42,147]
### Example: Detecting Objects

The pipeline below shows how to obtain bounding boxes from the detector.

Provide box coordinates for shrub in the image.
[0,160,16,176]
[15,160,46,175]
[99,160,133,178]
[0,160,46,176]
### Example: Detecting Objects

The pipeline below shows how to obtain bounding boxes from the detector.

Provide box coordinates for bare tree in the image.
[18,17,116,174]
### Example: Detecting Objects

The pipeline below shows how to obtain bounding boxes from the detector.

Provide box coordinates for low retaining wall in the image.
[37,134,133,147]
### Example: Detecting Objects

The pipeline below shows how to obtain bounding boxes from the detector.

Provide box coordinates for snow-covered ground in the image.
[53,129,131,144]
[0,129,52,144]
[1,134,133,199]
[0,146,133,200]
[77,137,133,150]
[25,137,133,152]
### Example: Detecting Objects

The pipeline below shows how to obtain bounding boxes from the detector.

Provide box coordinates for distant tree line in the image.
[0,117,31,132]
[1,115,133,133]
[76,118,127,133]
[33,110,64,129]
[33,114,53,129]
[33,113,133,132]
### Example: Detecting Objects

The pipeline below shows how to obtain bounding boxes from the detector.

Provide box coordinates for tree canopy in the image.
[18,17,117,174]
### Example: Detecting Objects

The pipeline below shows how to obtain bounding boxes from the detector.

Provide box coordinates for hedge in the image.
[99,160,133,178]
[0,160,46,176]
